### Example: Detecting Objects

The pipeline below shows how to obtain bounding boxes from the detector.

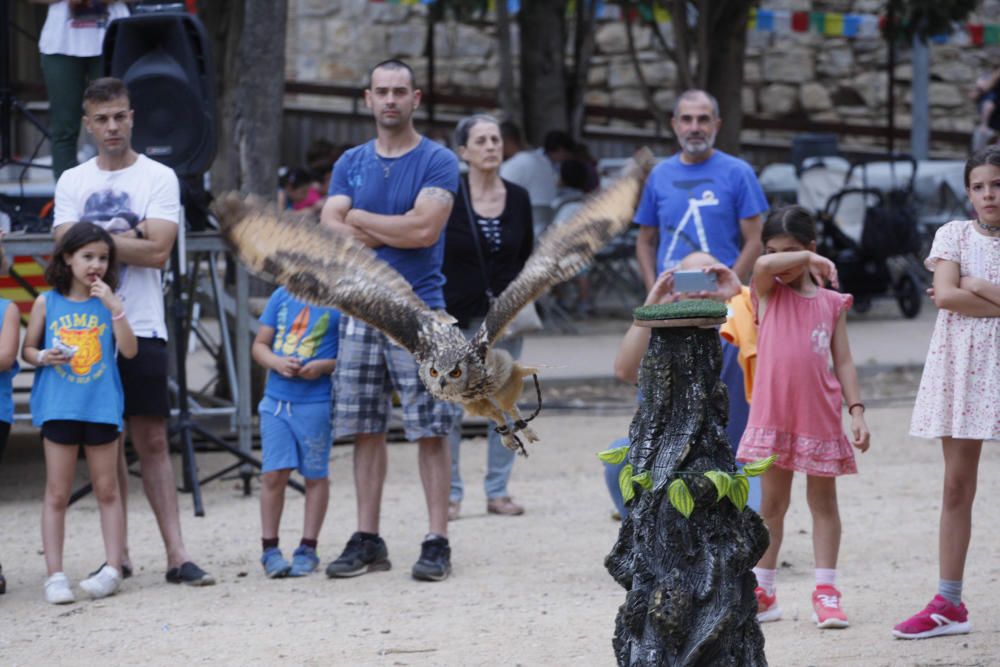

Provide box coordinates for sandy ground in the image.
[1,400,998,667]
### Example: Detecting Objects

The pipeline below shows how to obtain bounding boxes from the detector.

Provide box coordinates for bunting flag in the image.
[366,0,1000,45]
[746,6,999,45]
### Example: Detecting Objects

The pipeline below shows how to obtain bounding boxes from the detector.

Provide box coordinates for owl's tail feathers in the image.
[211,191,272,229]
[629,146,656,179]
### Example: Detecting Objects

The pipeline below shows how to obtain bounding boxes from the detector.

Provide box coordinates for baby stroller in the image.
[798,154,925,318]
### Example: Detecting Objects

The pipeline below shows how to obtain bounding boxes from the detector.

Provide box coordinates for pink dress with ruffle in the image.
[736,280,856,476]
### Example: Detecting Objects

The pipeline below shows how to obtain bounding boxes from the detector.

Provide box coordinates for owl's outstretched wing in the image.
[215,194,449,358]
[475,148,656,347]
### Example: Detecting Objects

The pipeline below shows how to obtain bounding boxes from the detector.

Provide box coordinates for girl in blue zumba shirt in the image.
[23,222,137,604]
[0,237,20,596]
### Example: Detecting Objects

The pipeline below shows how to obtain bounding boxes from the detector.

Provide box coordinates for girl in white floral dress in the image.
[894,146,1000,640]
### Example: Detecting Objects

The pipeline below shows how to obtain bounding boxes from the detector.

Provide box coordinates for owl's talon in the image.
[495,426,527,456]
[511,419,539,444]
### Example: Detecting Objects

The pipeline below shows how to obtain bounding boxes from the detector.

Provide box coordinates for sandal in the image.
[486,496,525,516]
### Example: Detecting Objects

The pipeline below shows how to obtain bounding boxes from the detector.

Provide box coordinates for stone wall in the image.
[286,0,1000,151]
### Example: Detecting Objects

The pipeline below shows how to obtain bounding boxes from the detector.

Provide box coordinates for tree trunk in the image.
[625,11,669,135]
[518,0,568,144]
[606,326,769,667]
[705,4,749,155]
[567,0,596,141]
[202,0,287,196]
[495,0,518,123]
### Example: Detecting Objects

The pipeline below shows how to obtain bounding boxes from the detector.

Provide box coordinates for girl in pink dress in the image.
[893,146,1000,640]
[737,205,871,630]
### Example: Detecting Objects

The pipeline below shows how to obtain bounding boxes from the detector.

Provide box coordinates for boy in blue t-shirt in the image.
[251,287,340,578]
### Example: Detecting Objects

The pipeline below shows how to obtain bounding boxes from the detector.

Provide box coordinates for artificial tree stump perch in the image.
[606,301,769,666]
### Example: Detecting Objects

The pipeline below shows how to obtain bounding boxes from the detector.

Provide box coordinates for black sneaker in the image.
[165,561,215,586]
[325,532,391,578]
[411,536,451,582]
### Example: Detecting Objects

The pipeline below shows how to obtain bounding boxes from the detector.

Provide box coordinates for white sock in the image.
[815,568,837,588]
[753,567,776,594]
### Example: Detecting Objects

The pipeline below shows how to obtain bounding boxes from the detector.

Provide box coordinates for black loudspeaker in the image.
[103,12,216,178]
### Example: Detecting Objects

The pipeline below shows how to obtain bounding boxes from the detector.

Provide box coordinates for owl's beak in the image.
[438,377,446,388]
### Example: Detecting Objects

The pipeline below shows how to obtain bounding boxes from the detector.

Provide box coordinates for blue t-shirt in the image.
[260,287,341,403]
[634,150,768,271]
[30,292,124,428]
[0,298,18,423]
[329,137,459,309]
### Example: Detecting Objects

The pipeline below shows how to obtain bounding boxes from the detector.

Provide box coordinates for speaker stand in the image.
[169,224,303,517]
[0,0,52,175]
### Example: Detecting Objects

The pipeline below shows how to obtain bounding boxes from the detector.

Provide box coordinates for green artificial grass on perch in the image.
[633,299,728,321]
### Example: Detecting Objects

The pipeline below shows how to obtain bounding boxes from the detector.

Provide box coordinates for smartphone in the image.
[51,336,78,357]
[673,270,718,294]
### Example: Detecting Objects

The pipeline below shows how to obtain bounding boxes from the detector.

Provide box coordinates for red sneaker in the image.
[755,586,782,623]
[812,585,849,629]
[893,595,971,640]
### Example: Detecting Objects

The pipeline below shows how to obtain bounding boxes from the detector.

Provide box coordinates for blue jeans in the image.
[449,323,523,502]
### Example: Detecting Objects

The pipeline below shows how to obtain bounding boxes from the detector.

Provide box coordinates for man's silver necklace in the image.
[373,152,395,179]
[975,218,1000,235]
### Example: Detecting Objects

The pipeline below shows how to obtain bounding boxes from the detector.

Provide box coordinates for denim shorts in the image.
[333,317,456,441]
[258,395,333,479]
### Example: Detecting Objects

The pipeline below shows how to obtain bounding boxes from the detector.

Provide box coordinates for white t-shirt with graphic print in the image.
[54,154,179,340]
[38,1,130,57]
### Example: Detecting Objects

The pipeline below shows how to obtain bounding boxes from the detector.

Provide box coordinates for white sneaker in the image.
[44,572,76,605]
[79,564,121,599]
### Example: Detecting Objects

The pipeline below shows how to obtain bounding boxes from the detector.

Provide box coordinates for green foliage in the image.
[597,445,630,465]
[632,471,653,491]
[885,0,979,42]
[662,457,772,518]
[668,478,695,518]
[619,463,635,505]
[727,474,750,511]
[704,470,733,501]
[741,454,776,477]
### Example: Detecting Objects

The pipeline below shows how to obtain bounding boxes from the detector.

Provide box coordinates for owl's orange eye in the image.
[449,369,462,378]
[429,368,439,377]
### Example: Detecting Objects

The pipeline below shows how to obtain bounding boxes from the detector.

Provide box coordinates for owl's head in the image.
[419,348,472,401]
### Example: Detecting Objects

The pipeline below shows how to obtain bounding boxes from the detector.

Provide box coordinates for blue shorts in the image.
[258,395,333,479]
[333,316,456,441]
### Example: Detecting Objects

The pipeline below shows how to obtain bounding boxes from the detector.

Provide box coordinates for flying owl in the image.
[217,148,654,454]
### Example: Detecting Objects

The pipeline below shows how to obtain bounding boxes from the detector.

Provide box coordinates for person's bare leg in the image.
[755,467,794,570]
[354,433,387,534]
[128,415,190,568]
[806,475,841,570]
[42,441,78,575]
[260,469,292,540]
[115,433,132,570]
[85,441,125,570]
[302,477,330,541]
[940,438,982,581]
[418,435,450,538]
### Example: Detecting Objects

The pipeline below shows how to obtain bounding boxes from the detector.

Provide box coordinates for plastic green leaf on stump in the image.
[668,478,695,518]
[597,445,630,465]
[704,470,733,501]
[727,475,750,511]
[741,454,778,477]
[619,463,635,505]
[631,471,653,491]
